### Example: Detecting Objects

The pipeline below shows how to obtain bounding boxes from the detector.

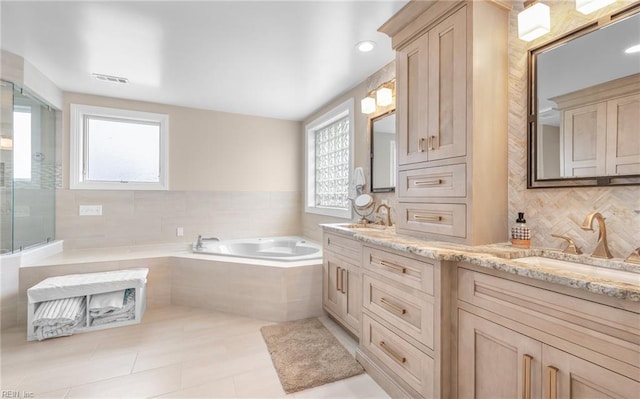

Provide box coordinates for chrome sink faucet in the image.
[580,212,613,259]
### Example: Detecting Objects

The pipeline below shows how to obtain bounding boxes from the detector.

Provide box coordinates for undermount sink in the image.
[514,256,640,286]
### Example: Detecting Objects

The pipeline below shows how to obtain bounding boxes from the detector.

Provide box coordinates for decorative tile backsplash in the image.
[507,1,640,257]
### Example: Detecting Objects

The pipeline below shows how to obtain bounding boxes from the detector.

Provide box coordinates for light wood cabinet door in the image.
[543,345,640,399]
[458,310,543,399]
[606,93,640,175]
[397,7,467,167]
[397,33,429,165]
[323,253,341,317]
[322,251,361,335]
[343,263,362,334]
[427,6,467,162]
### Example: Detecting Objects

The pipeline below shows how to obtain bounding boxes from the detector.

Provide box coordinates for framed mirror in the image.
[370,110,396,192]
[528,5,640,188]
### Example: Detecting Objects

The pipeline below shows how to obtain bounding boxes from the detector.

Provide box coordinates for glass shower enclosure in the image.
[1,80,57,254]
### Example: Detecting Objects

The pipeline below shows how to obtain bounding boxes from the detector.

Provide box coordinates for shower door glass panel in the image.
[0,81,14,254]
[12,88,56,250]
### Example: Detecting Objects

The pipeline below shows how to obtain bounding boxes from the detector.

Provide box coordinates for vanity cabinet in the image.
[357,245,452,399]
[322,232,362,337]
[457,265,640,399]
[381,0,509,245]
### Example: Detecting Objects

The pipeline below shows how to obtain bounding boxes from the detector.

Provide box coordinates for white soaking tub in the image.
[192,236,322,262]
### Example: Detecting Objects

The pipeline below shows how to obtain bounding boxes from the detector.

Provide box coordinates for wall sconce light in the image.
[518,1,550,42]
[361,80,396,114]
[360,96,376,114]
[575,0,615,14]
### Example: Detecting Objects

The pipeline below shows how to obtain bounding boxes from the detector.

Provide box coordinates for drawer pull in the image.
[413,214,442,222]
[546,366,558,399]
[379,341,406,364]
[418,138,425,152]
[341,268,347,294]
[336,267,341,292]
[379,260,406,274]
[522,354,532,399]
[379,297,407,315]
[414,179,442,186]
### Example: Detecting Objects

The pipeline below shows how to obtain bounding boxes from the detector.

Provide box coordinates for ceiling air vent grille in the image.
[92,73,129,84]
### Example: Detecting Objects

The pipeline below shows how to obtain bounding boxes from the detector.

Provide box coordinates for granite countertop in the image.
[321,223,640,302]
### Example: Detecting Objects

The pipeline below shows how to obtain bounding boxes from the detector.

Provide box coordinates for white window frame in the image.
[304,98,354,219]
[69,104,169,190]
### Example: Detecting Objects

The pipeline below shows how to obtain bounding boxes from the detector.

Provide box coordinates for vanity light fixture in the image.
[575,0,615,14]
[361,80,396,114]
[518,1,550,42]
[92,73,129,84]
[361,96,376,114]
[356,41,376,53]
[625,44,640,54]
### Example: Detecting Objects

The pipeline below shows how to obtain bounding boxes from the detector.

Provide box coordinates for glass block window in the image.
[305,98,353,219]
[69,104,168,190]
[314,116,349,209]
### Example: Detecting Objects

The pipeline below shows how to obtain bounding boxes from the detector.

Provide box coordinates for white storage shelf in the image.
[27,268,148,341]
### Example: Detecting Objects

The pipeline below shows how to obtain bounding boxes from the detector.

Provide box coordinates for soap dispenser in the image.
[511,212,531,248]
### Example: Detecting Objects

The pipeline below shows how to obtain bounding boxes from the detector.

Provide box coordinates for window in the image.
[305,98,354,218]
[70,104,169,190]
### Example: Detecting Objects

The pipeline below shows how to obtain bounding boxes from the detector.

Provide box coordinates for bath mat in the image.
[260,318,364,394]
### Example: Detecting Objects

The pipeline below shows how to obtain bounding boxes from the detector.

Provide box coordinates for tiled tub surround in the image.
[14,243,322,328]
[322,224,640,302]
[56,190,302,249]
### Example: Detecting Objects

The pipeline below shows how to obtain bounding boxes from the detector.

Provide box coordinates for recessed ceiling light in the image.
[625,44,640,54]
[356,41,376,53]
[92,73,129,84]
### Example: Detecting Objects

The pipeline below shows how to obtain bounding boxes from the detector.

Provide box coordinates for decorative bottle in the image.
[511,212,531,248]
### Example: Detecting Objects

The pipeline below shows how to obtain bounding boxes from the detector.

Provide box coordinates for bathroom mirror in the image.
[370,110,396,192]
[528,6,640,188]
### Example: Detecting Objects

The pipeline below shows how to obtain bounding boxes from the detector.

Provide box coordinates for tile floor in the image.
[0,306,390,398]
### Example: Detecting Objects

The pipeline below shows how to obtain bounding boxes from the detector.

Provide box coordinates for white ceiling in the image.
[1,0,409,121]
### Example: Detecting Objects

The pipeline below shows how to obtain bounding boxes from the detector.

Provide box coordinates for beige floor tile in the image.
[65,364,182,399]
[17,352,137,394]
[31,388,70,399]
[292,374,390,399]
[233,366,286,398]
[154,376,236,398]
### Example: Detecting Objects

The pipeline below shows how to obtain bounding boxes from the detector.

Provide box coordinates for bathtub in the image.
[192,236,322,262]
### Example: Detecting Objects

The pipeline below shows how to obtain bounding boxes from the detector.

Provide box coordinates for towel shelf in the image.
[27,268,148,341]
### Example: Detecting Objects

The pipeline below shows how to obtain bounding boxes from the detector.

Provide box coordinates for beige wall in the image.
[302,62,396,242]
[58,93,303,248]
[508,0,640,257]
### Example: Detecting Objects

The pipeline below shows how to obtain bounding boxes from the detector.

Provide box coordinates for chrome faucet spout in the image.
[580,212,613,259]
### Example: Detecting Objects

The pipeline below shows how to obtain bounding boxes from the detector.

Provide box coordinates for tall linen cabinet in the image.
[381,0,510,245]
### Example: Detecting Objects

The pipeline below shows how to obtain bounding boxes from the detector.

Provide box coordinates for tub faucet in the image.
[375,204,392,227]
[196,235,219,250]
[580,212,613,259]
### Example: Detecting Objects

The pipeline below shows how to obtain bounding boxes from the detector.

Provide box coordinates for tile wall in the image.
[508,0,640,257]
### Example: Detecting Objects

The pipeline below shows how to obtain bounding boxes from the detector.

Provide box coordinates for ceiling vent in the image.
[92,73,129,84]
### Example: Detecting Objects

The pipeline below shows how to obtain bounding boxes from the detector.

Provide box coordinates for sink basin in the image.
[514,256,640,286]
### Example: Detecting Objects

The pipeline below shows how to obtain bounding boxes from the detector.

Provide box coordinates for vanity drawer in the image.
[398,164,466,199]
[363,246,435,295]
[323,232,362,263]
[363,273,434,351]
[397,202,466,238]
[362,313,434,398]
[457,267,640,372]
